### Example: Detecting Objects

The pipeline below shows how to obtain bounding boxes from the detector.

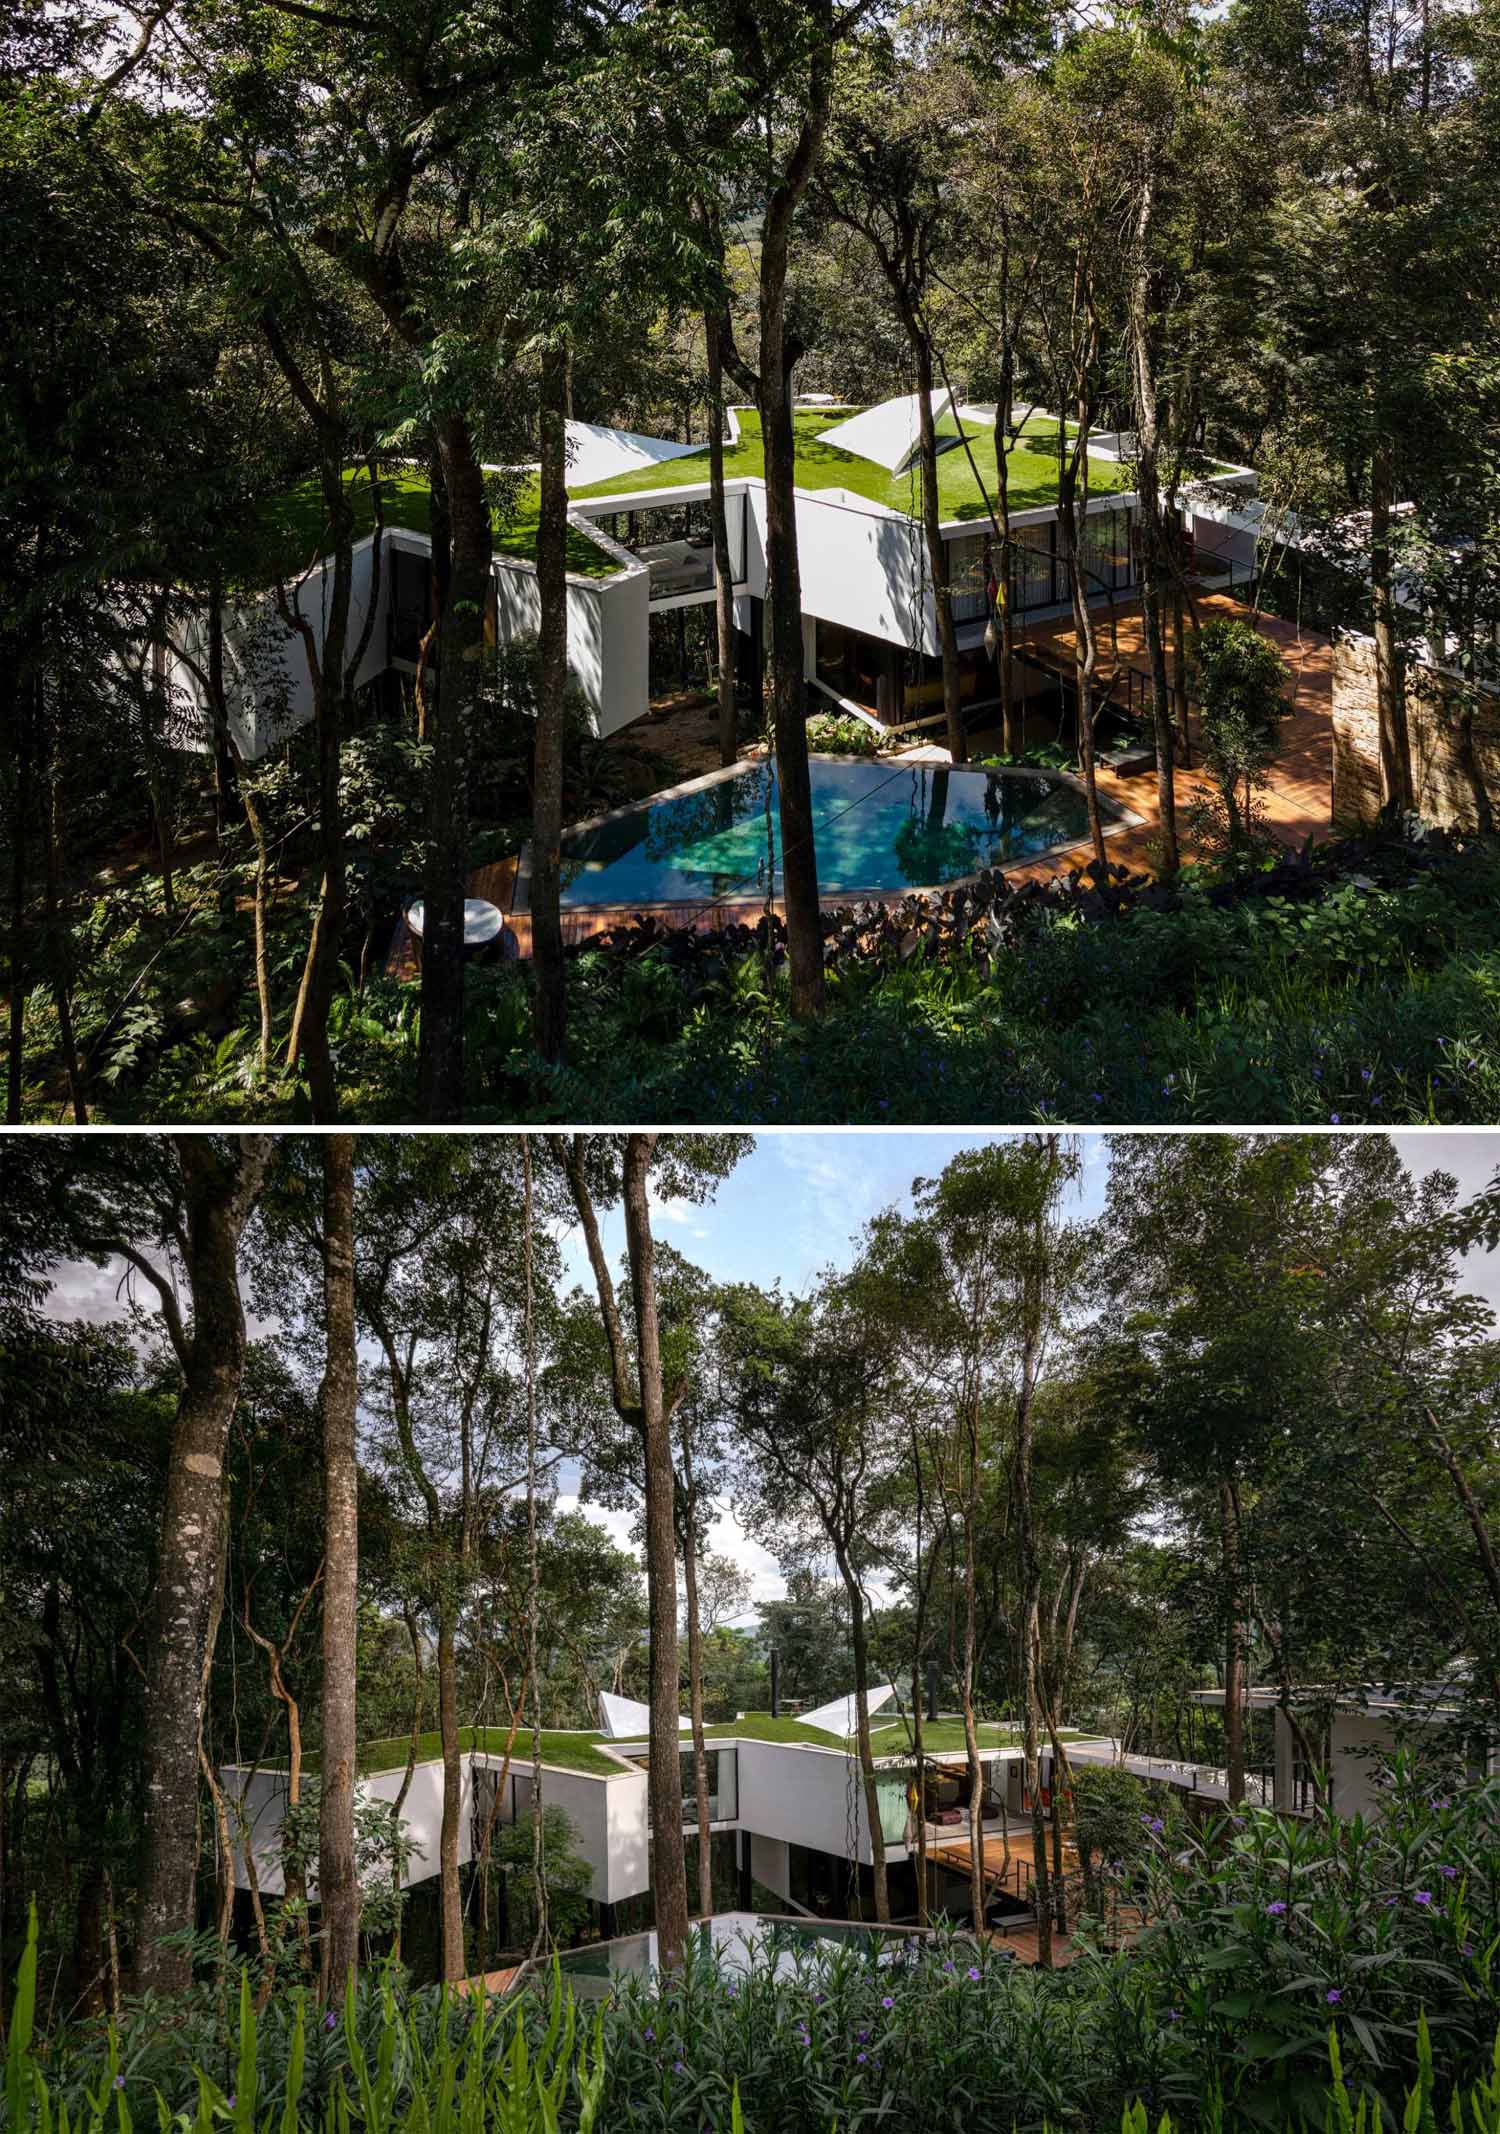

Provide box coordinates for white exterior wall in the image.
[219,1756,471,1898]
[168,534,394,763]
[734,1742,874,1866]
[501,1761,649,1906]
[750,1833,791,1902]
[789,491,932,655]
[490,549,649,742]
[1329,1713,1399,1819]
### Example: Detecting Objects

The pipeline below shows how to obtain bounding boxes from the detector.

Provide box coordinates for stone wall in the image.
[1332,634,1500,830]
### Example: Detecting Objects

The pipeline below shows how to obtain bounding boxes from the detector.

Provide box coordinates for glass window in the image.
[679,1745,737,1823]
[1010,524,1055,612]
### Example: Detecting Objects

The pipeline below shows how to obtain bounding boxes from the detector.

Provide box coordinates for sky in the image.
[37,1130,1500,1612]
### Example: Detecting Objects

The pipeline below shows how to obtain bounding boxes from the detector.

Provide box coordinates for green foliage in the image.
[13,1814,1500,2134]
[277,1786,417,1949]
[533,836,1500,1125]
[804,715,883,758]
[1187,622,1291,868]
[491,1810,595,1950]
[3,1908,603,2134]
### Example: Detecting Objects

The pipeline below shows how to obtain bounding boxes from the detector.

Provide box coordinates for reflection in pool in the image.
[551,1911,917,2000]
[557,759,1104,909]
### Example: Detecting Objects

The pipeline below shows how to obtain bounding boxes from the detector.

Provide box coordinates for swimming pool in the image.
[549,757,1118,911]
[551,1911,918,1999]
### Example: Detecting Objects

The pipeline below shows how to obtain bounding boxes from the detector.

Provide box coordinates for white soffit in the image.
[598,1690,693,1738]
[566,421,702,490]
[801,1684,898,1737]
[815,393,954,474]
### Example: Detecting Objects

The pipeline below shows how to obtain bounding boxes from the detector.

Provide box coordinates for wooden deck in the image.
[463,1964,523,1997]
[382,595,1336,978]
[1001,592,1335,878]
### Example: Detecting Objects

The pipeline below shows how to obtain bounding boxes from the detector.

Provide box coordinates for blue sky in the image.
[549,1130,1500,1601]
[43,1131,1500,1606]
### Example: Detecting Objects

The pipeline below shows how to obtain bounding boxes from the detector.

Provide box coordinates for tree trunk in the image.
[995,374,1021,760]
[1220,1476,1246,1805]
[1128,165,1179,877]
[1014,1137,1060,1965]
[706,308,739,768]
[6,647,29,1123]
[436,1608,464,1981]
[532,345,569,1065]
[757,95,830,1021]
[43,718,86,1124]
[621,1137,691,1966]
[418,414,490,1121]
[134,1136,275,1996]
[390,1604,424,1963]
[959,1401,984,1933]
[207,584,239,889]
[835,1548,889,1923]
[912,337,965,764]
[240,778,275,1075]
[282,444,355,1122]
[318,1134,360,2002]
[1369,437,1414,812]
[1057,478,1110,872]
[679,1483,714,1918]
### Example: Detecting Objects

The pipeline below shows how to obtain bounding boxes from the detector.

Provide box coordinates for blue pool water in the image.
[552,1912,917,1999]
[558,759,1101,908]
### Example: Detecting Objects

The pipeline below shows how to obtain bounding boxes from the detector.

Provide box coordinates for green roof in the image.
[255,466,622,588]
[571,407,1133,523]
[354,1727,623,1778]
[298,1715,1088,1783]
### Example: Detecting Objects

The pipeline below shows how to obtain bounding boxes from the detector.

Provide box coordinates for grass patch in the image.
[701,1714,847,1748]
[349,1727,623,1778]
[571,407,1132,522]
[254,466,622,587]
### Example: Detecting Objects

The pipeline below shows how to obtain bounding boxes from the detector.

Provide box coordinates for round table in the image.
[404,898,507,961]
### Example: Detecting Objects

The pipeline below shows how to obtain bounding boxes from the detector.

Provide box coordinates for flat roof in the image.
[253,467,624,590]
[244,1715,1093,1785]
[571,407,1135,524]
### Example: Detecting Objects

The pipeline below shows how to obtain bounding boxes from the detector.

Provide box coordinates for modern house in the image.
[219,1692,1114,1939]
[1188,1684,1499,1819]
[168,397,1258,764]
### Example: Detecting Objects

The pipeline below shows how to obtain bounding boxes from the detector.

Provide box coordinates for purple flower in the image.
[1166,2008,1182,2024]
[113,2077,126,2091]
[644,2027,655,2042]
[881,1995,894,2009]
[1414,1891,1433,1907]
[1463,1942,1475,1957]
[1438,1865,1459,1880]
[674,2061,686,2075]
[1265,1901,1288,1917]
[324,2013,337,2032]
[967,1967,981,1981]
[942,1962,953,1973]
[857,2052,867,2065]
[1326,1989,1342,2005]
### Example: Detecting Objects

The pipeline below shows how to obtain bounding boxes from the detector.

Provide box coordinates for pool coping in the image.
[513,752,1144,922]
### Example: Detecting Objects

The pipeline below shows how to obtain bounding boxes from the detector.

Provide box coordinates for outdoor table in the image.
[403,897,509,964]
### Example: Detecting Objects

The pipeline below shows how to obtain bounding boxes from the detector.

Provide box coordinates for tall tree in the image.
[317,1135,359,1999]
[558,1134,743,1964]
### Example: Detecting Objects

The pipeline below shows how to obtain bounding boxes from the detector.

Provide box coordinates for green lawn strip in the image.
[253,466,622,588]
[700,1713,848,1748]
[570,408,1131,521]
[348,1726,623,1778]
